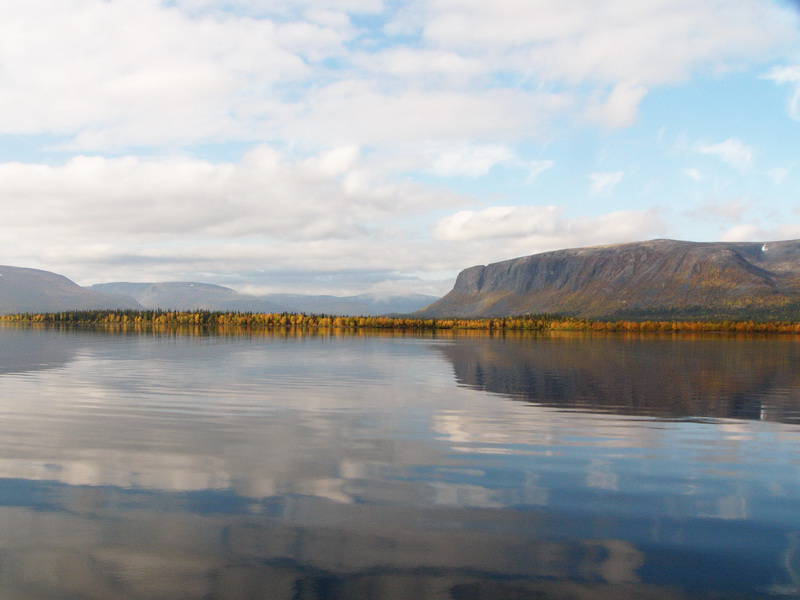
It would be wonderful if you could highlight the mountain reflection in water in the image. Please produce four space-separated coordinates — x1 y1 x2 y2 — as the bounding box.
437 332 800 423
0 325 798 599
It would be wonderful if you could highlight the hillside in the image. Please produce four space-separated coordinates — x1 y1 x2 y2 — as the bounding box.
92 282 438 316
0 266 140 314
419 239 800 319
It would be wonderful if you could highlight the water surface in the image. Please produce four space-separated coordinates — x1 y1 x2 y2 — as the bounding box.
0 325 798 599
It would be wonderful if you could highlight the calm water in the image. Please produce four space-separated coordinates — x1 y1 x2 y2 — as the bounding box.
0 326 799 599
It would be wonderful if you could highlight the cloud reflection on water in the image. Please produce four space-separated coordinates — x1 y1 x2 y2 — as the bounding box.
0 326 797 598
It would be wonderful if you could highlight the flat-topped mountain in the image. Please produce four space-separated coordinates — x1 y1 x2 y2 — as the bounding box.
419 239 800 319
92 282 438 316
0 266 140 314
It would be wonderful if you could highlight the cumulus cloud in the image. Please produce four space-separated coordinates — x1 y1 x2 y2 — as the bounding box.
0 0 794 150
368 142 553 182
407 144 553 179
276 83 569 147
762 65 800 120
174 0 385 17
0 148 464 289
697 138 754 170
351 48 485 84
686 200 748 223
0 0 796 292
684 168 702 181
426 204 665 275
433 205 663 251
0 142 664 292
404 0 794 83
721 223 800 242
434 206 561 241
589 171 625 194
585 82 649 128
0 0 346 149
767 167 790 184
425 144 515 178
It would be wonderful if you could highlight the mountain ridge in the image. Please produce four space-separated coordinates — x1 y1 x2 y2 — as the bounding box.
90 282 438 316
418 238 800 319
0 266 141 314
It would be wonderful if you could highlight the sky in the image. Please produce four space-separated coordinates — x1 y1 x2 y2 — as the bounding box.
1 0 799 296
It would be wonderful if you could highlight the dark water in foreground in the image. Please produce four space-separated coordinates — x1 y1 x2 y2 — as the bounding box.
0 326 799 599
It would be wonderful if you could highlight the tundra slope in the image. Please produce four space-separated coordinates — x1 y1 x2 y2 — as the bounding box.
419 239 800 320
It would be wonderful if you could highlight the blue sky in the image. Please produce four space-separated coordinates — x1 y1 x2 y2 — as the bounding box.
1 0 799 295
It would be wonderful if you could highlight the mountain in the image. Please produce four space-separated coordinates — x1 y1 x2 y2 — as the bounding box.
90 282 283 313
92 282 439 316
0 266 141 314
418 239 800 320
260 293 439 316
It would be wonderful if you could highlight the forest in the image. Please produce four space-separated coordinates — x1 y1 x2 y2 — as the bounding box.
4 310 800 333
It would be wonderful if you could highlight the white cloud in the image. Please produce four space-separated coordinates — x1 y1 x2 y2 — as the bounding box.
412 144 553 179
589 171 625 194
0 0 793 150
0 148 465 289
762 65 800 120
767 167 790 184
526 160 556 182
697 138 754 170
396 0 797 115
310 145 361 176
720 225 762 241
433 205 663 250
275 82 570 147
0 0 796 293
0 147 666 293
721 223 800 242
175 0 385 17
687 200 748 223
426 144 515 178
427 204 665 273
434 206 562 241
351 48 485 83
585 82 649 128
684 168 702 181
0 1 349 149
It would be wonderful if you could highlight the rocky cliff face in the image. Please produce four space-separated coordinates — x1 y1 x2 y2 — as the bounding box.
0 266 140 314
419 239 800 319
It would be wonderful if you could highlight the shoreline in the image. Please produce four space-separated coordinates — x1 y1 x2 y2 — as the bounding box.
4 310 800 334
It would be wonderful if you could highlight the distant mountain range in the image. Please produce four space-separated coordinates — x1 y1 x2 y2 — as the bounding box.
89 282 282 313
0 266 140 313
91 282 438 316
419 239 800 320
8 238 800 320
0 267 438 315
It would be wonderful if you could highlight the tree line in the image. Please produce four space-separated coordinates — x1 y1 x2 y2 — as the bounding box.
4 310 800 333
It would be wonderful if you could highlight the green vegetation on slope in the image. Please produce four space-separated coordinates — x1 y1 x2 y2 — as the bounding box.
420 239 800 319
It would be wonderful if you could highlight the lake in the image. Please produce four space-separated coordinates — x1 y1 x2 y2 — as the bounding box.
0 325 798 599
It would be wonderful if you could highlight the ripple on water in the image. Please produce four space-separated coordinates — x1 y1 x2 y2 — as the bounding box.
0 327 798 598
